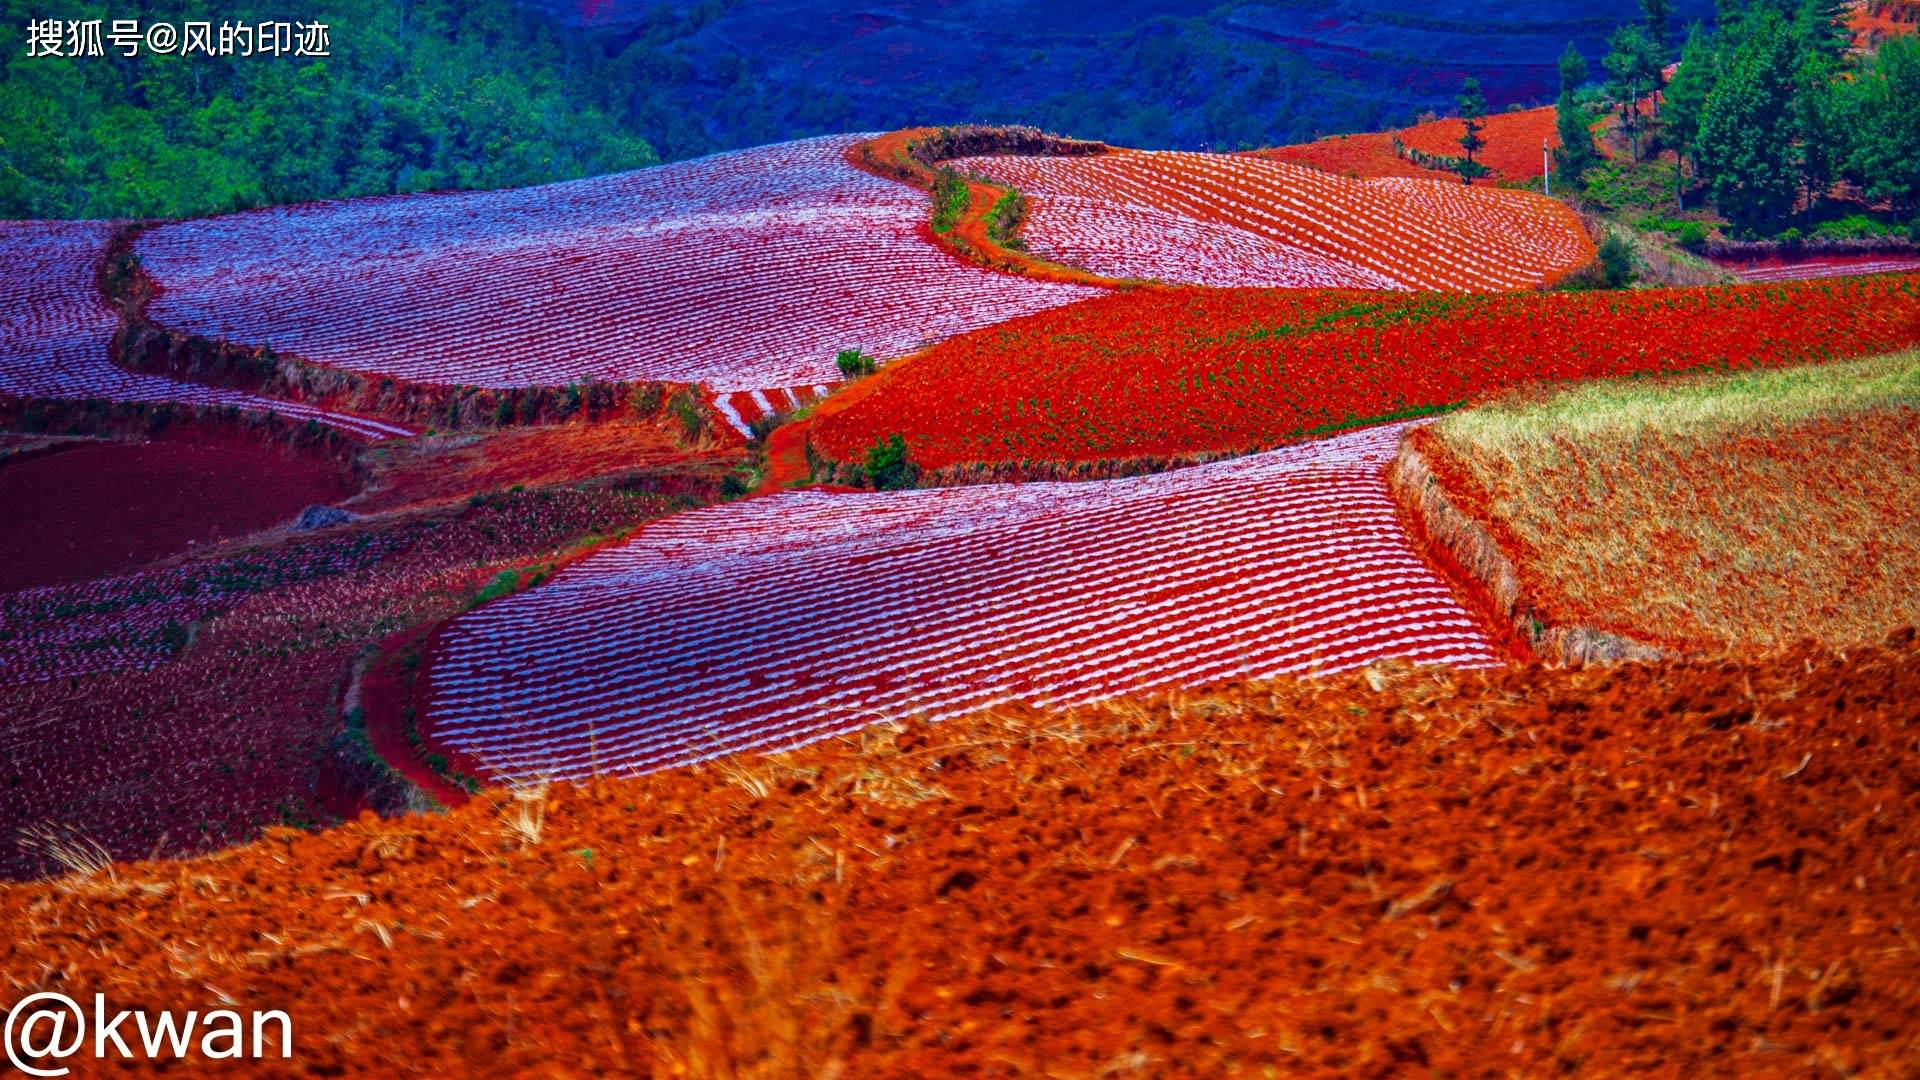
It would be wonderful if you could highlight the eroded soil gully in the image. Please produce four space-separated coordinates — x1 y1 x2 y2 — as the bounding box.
1388 426 1664 665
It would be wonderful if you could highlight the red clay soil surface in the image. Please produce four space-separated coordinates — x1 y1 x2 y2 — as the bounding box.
1396 107 1560 183
4 635 1917 1076
1251 131 1455 181
1410 407 1920 653
0 435 350 592
349 420 730 514
1257 108 1559 184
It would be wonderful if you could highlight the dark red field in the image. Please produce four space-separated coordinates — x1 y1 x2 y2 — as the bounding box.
0 435 351 592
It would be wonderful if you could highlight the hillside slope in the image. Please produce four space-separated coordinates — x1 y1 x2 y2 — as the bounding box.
418 423 1499 782
133 136 1103 437
1407 351 1920 652
520 1 1715 156
5 637 1915 1075
0 222 408 439
954 148 1590 290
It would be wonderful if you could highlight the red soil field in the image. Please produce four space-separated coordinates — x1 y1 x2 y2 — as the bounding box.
1259 106 1561 184
0 435 350 592
809 275 1920 473
1253 130 1453 180
0 483 692 879
348 420 727 515
3 635 1915 1075
1396 106 1560 182
960 148 1589 291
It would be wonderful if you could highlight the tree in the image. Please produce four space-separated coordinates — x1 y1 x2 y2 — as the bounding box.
1455 77 1489 183
1795 0 1853 60
1662 24 1718 208
1696 13 1804 231
1792 50 1846 220
1643 0 1674 54
1664 25 1717 152
1604 25 1663 161
1553 43 1600 182
1842 35 1920 214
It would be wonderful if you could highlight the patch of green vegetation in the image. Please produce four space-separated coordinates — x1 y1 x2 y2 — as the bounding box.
0 0 659 219
667 388 707 442
864 433 918 491
836 348 877 379
930 167 970 234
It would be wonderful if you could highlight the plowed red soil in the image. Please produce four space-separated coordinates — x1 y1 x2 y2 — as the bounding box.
1253 132 1455 181
6 635 1916 1077
349 420 730 514
0 435 350 591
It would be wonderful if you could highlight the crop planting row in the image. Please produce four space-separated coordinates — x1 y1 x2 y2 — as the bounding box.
0 526 413 682
812 275 1920 470
423 423 1501 781
712 382 831 437
1719 255 1920 283
134 136 1104 403
0 221 412 439
950 149 1591 291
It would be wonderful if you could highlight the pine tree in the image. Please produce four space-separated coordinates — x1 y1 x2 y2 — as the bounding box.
1456 77 1489 183
1794 0 1852 60
1554 43 1599 182
1605 25 1661 161
1643 0 1673 54
1663 24 1718 207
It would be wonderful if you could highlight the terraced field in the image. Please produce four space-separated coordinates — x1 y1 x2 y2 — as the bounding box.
424 423 1501 781
0 222 409 439
952 149 1591 290
134 136 1105 436
1717 254 1920 283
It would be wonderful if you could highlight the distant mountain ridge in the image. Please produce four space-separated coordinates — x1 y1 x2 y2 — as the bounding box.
517 0 1715 158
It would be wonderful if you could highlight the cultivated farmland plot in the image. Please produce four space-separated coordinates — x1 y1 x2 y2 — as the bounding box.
1718 254 1920 283
951 150 1593 291
0 527 411 682
0 221 412 439
134 136 1105 437
426 423 1500 781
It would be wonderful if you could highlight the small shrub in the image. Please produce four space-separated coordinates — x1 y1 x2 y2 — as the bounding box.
1597 230 1638 288
864 434 918 491
931 168 969 234
1812 214 1892 241
668 388 707 440
836 348 876 379
631 382 665 418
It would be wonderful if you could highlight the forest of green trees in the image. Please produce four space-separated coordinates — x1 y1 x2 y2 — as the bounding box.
0 0 660 218
1559 0 1920 236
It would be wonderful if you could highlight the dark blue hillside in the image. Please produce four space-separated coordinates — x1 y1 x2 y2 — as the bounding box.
535 0 1713 158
